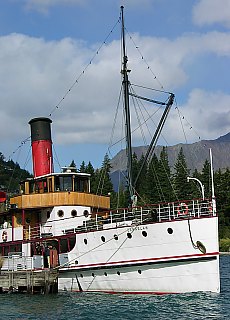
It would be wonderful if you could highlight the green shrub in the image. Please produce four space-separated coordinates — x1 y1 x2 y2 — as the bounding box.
219 238 230 252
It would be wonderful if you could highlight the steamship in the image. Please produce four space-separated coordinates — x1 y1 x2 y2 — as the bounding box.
0 7 220 293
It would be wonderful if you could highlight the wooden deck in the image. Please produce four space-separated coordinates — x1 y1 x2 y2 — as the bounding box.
0 269 58 294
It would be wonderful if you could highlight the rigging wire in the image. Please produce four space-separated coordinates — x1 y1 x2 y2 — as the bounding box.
5 15 121 176
48 17 121 119
126 29 164 90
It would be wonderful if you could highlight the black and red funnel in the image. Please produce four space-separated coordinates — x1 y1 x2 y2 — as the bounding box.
29 117 53 178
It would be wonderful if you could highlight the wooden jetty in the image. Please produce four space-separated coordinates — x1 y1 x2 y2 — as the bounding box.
0 269 58 294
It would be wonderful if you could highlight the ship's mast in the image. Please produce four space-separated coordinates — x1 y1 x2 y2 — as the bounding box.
121 6 133 200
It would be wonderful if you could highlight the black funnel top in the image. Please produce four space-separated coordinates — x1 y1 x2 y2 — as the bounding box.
29 117 52 142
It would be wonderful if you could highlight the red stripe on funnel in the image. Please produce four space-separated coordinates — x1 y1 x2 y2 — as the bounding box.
31 140 53 177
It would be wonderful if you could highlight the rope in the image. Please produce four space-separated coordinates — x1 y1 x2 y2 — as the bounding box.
126 29 164 90
48 18 121 119
56 215 150 271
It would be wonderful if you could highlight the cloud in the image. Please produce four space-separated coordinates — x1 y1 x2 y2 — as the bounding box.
180 89 230 137
0 27 229 166
193 0 230 27
23 0 85 13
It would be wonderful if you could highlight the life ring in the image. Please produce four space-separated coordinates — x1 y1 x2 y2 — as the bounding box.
208 202 213 214
2 230 7 242
177 202 188 216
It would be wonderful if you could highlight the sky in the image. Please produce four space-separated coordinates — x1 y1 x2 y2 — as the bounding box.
0 0 230 173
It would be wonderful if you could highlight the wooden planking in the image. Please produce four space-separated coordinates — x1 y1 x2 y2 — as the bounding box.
10 192 110 210
0 269 58 293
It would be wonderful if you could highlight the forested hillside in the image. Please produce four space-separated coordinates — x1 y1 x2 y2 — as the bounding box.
77 148 230 249
0 152 31 193
0 147 229 250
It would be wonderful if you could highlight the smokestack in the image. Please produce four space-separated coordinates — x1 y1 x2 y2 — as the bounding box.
29 117 53 178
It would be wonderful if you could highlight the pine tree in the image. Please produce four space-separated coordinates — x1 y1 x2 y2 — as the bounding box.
85 161 96 193
79 161 86 172
131 153 148 201
85 161 94 175
173 147 191 200
98 154 114 196
201 159 211 198
115 183 128 209
158 146 173 202
190 168 203 199
69 160 76 168
146 153 160 203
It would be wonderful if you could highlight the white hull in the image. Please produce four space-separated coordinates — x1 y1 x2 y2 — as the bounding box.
58 216 220 293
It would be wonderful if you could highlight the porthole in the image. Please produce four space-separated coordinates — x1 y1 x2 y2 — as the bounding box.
142 231 147 237
17 217 22 225
47 211 51 219
117 271 120 276
127 233 132 239
114 234 118 240
104 272 107 276
138 270 142 274
84 238 88 245
92 273 95 277
80 274 83 278
167 228 173 234
83 210 89 217
75 260 78 264
101 236 105 242
57 210 64 218
71 209 77 217
25 218 31 224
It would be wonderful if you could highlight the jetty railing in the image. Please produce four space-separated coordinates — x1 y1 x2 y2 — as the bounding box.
1 253 36 271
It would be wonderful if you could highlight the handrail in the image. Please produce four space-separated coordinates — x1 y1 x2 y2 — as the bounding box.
24 198 215 239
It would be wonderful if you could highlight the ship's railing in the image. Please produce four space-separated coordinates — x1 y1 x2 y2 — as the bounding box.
23 225 41 240
78 198 215 232
25 198 215 238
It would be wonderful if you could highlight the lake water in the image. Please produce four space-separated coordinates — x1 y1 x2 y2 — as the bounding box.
0 255 229 320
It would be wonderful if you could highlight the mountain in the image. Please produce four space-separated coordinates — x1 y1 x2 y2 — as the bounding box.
110 132 230 190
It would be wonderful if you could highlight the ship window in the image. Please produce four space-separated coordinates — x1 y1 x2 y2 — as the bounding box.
167 228 173 234
71 210 77 217
117 271 120 275
138 270 142 274
55 176 73 192
101 236 105 242
80 274 83 278
29 181 35 193
104 272 107 276
127 233 132 239
58 210 64 218
75 260 78 264
74 177 89 192
26 218 31 224
84 239 88 245
16 216 22 225
92 273 95 277
83 210 89 218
